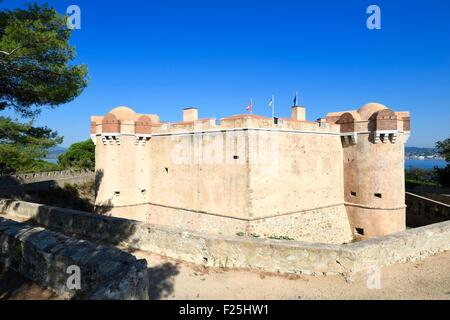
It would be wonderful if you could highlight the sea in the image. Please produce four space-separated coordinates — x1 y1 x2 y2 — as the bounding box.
405 159 447 170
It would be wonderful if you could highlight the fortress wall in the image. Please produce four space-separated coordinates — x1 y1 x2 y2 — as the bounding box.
145 203 248 236
246 131 352 243
105 203 148 221
247 204 352 244
248 132 345 217
146 130 250 219
95 124 353 242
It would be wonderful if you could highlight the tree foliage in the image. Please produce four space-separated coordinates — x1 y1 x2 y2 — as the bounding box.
0 2 88 174
436 138 450 163
405 167 437 185
0 116 62 173
58 139 95 170
0 3 88 117
435 137 450 187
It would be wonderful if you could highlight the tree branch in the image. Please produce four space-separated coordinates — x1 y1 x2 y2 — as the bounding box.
0 47 21 56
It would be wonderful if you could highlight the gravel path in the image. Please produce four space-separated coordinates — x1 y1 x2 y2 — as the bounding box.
136 249 450 300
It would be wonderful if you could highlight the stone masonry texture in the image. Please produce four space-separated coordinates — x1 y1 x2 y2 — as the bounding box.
0 216 148 299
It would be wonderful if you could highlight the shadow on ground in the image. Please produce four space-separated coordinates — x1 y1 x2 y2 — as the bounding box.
0 264 57 300
0 171 181 300
148 262 180 300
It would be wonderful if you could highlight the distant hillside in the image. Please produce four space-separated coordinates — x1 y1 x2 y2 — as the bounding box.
45 146 67 159
405 147 436 153
405 147 442 160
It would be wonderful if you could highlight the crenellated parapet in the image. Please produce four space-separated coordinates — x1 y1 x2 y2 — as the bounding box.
90 103 410 148
326 102 411 146
90 106 160 146
90 105 343 147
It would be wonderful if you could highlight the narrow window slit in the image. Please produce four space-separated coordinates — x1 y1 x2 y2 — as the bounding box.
355 227 364 236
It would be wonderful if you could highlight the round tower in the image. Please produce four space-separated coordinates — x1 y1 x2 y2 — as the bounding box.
92 106 151 220
338 103 410 239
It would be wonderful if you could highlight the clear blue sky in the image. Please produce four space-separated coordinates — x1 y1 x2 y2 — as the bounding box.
1 0 449 147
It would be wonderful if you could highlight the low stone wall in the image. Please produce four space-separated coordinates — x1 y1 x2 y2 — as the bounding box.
1 198 450 276
14 169 94 184
0 216 148 299
0 170 95 192
406 184 450 196
406 192 450 227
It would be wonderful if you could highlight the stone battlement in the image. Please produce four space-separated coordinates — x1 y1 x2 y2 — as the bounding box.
90 106 342 141
91 103 410 146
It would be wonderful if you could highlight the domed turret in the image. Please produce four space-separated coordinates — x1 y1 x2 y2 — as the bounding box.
110 106 137 122
357 102 388 120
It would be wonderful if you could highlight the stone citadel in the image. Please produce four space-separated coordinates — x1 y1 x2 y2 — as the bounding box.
90 102 411 244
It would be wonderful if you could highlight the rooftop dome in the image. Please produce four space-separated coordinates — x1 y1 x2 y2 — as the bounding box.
357 103 388 120
109 106 137 121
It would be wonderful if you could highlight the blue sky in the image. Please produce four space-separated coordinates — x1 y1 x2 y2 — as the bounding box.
1 0 449 147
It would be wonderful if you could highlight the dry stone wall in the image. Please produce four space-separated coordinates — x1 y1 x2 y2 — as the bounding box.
0 216 148 299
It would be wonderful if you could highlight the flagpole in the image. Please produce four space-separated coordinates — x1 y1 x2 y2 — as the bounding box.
272 95 275 119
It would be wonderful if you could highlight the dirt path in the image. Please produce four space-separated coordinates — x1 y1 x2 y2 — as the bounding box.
1 247 449 300
135 249 450 300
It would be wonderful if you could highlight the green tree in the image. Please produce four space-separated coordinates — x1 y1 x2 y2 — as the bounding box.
436 138 450 162
58 139 95 171
435 138 450 187
0 3 88 117
405 167 437 185
0 2 88 173
0 116 62 173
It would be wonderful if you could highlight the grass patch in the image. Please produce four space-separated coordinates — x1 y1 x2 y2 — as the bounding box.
268 235 294 241
406 179 440 188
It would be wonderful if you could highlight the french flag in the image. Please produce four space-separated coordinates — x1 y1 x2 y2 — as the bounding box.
246 98 253 113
